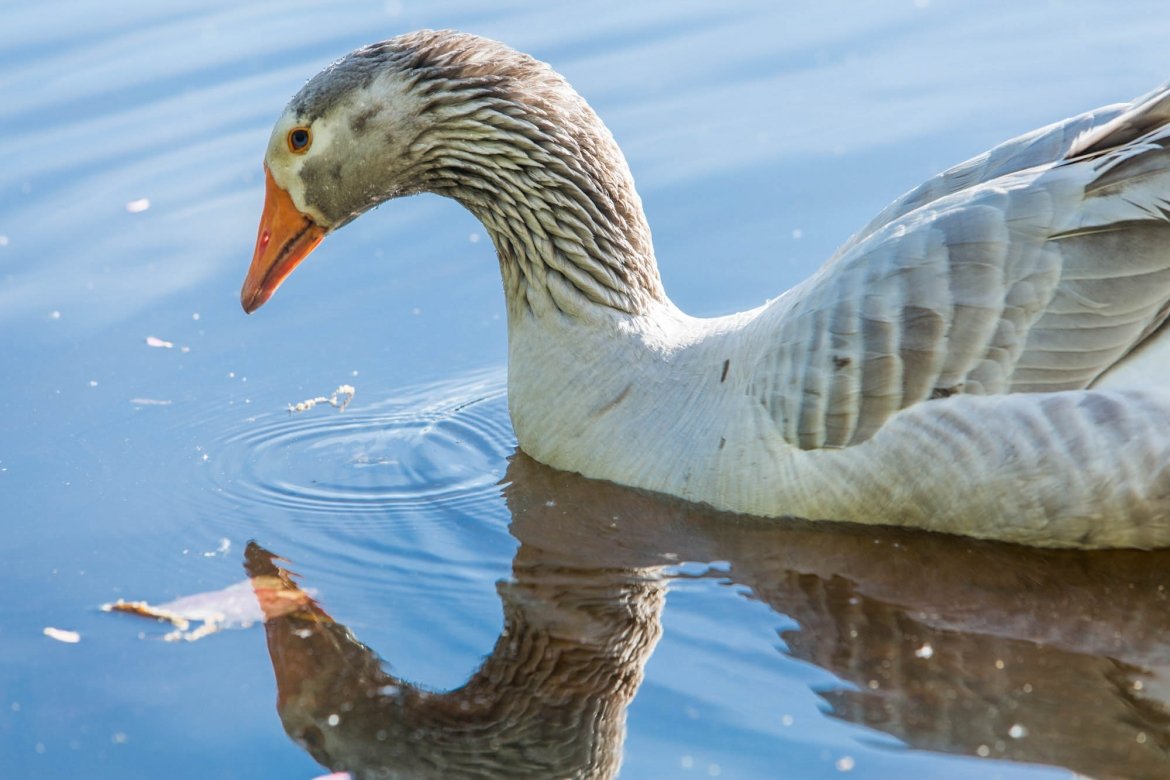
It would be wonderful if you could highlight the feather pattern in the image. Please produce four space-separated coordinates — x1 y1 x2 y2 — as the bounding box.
748 91 1170 448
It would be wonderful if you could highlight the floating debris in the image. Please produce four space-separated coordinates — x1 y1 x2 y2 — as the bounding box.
145 335 173 349
125 198 151 213
102 580 263 642
289 384 355 414
43 627 81 644
103 600 196 635
202 538 231 558
129 398 173 406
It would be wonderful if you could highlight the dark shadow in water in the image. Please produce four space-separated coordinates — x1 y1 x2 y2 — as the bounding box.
245 453 1170 780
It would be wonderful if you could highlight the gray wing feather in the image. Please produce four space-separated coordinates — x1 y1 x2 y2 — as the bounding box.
835 102 1128 259
752 86 1170 450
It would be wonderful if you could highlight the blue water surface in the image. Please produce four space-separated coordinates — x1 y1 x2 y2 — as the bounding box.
4 1 1170 778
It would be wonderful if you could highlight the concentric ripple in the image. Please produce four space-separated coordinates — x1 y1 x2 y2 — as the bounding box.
207 370 515 520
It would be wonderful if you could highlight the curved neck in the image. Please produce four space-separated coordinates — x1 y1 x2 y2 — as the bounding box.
415 95 666 319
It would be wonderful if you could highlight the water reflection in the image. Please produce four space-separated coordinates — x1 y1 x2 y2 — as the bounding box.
248 454 1170 779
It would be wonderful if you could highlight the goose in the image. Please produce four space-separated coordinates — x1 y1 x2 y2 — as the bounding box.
242 30 1170 548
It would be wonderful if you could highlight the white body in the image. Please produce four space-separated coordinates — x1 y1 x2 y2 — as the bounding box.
503 88 1170 548
510 296 1170 547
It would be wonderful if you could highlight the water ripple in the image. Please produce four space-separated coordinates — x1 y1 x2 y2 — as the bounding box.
207 372 514 522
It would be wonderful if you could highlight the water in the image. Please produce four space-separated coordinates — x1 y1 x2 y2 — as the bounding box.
4 1 1170 777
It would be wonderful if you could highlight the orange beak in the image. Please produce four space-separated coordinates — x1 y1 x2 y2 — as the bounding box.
241 168 326 313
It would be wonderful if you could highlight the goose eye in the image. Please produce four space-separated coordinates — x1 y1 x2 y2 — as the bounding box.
287 127 312 153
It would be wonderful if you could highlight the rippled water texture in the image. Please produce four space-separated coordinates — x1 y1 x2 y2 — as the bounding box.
6 1 1170 778
209 373 512 517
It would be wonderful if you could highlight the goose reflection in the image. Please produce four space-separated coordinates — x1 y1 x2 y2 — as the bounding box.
247 454 1170 779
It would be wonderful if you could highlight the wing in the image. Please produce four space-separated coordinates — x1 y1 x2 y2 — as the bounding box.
833 100 1129 258
749 84 1170 450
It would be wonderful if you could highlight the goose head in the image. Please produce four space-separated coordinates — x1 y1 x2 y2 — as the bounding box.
241 29 660 315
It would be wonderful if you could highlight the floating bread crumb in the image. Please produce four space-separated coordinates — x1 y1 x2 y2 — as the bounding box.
43 627 81 644
289 384 355 414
